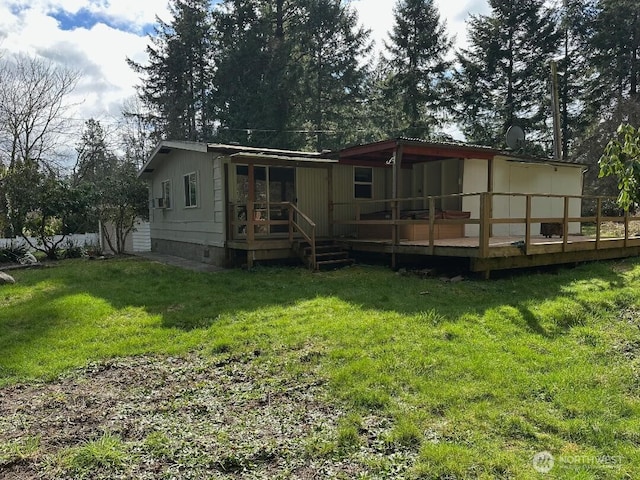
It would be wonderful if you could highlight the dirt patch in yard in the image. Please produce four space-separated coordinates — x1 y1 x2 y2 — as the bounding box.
0 353 413 479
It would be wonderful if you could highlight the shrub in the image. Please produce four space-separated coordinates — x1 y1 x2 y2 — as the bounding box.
0 242 28 263
84 243 103 257
62 239 86 259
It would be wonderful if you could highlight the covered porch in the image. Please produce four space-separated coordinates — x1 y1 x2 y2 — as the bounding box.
225 152 338 269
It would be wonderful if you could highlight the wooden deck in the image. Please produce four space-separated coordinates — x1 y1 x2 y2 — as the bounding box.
345 234 640 252
341 234 640 276
227 193 640 275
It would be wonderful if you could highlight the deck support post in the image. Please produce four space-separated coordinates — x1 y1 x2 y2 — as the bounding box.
563 196 569 252
487 158 494 237
391 142 403 270
391 199 398 270
429 196 436 255
525 195 532 255
288 206 294 244
247 164 255 245
625 208 630 248
479 192 491 258
328 166 334 238
596 197 602 250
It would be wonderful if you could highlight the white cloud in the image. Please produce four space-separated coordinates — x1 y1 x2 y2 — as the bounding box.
352 0 395 54
5 0 170 32
0 2 158 130
353 0 489 56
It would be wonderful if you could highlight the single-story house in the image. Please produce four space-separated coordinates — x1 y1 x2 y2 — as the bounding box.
138 138 586 269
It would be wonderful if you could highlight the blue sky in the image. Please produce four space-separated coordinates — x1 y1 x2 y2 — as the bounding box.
0 0 489 139
49 7 154 35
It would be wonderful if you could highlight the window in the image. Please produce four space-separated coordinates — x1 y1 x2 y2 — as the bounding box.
161 180 171 208
184 172 198 207
354 167 373 199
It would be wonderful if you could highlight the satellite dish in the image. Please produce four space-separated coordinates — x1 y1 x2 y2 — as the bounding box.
506 125 525 150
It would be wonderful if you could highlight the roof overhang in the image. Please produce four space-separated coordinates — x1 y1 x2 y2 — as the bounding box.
338 138 498 166
138 141 210 179
138 140 334 179
497 154 588 168
338 138 587 169
230 152 337 168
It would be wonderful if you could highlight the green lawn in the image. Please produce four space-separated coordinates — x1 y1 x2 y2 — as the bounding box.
1 257 639 478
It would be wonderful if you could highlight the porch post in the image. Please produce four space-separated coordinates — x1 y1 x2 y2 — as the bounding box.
479 192 491 258
328 165 334 238
247 163 255 245
487 157 494 237
525 195 532 254
391 142 404 269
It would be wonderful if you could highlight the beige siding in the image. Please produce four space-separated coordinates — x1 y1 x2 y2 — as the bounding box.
213 155 226 225
411 164 425 209
149 150 224 248
297 167 330 236
332 164 390 236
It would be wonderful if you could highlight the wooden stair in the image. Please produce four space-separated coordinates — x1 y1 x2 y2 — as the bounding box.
297 240 355 270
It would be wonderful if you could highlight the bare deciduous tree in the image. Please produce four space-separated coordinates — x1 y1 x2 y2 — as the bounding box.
119 96 157 169
0 54 80 170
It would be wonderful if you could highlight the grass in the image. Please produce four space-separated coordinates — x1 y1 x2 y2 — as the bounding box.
1 257 640 478
52 432 128 478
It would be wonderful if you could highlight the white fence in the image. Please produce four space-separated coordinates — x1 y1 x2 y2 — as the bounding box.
0 233 99 250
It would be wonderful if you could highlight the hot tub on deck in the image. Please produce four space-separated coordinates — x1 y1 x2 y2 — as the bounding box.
357 210 470 241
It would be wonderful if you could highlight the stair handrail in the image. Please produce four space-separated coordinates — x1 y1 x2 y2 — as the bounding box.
286 202 317 270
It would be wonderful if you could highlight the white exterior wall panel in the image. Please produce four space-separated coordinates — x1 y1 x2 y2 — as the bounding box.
462 159 489 236
490 158 583 236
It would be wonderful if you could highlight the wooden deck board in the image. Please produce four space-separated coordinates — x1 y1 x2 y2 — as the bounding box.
341 234 640 249
227 234 640 272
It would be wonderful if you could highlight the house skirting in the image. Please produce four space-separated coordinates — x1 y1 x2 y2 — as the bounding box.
152 238 227 267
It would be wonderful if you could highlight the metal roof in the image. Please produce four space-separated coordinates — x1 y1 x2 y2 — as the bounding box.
138 140 333 178
338 137 586 167
138 138 586 180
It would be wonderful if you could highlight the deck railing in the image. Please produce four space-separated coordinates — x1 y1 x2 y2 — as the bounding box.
228 201 317 268
331 192 636 260
287 203 317 270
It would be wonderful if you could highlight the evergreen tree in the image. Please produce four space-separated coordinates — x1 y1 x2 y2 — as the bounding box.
571 0 640 194
73 119 118 187
128 0 214 141
214 0 304 148
295 0 371 151
455 0 561 152
556 0 596 158
586 0 640 124
359 55 400 142
384 0 452 138
214 0 371 151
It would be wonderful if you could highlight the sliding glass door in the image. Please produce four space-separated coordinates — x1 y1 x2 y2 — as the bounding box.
235 165 296 236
